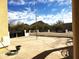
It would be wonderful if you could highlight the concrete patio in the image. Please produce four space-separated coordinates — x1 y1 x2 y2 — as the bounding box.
0 36 72 59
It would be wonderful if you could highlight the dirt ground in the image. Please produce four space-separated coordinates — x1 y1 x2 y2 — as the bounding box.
0 36 71 59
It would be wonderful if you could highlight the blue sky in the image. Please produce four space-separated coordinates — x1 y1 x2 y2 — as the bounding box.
8 0 72 25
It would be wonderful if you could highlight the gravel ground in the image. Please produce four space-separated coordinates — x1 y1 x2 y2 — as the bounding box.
0 36 71 59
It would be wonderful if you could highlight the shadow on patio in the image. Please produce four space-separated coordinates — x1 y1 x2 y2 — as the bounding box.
32 46 73 59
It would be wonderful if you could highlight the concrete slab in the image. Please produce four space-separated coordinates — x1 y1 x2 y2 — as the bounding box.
0 36 71 59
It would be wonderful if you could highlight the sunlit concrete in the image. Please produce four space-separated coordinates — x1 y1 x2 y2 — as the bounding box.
0 36 70 59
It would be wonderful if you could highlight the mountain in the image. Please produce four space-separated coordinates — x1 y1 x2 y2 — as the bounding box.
30 21 50 32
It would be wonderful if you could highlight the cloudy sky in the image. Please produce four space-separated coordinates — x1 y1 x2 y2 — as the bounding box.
8 0 72 25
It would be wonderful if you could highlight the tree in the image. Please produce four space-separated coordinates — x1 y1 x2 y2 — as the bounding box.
9 22 30 32
51 20 65 32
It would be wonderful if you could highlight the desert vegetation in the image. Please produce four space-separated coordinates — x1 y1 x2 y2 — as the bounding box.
9 20 72 33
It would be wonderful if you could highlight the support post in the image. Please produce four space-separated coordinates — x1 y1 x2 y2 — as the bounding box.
0 0 10 48
24 30 29 37
48 29 50 33
65 29 68 33
29 30 31 35
72 0 79 59
37 30 39 33
24 30 26 36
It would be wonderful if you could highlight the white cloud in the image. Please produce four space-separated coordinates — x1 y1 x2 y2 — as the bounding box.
9 0 25 5
36 9 72 24
36 0 72 4
8 10 36 25
9 0 72 6
57 0 72 5
48 0 55 2
8 8 72 25
51 9 72 24
37 0 48 3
